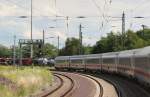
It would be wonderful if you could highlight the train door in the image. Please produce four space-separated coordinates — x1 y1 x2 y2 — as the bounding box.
83 57 86 71
131 51 136 76
115 53 119 73
99 55 102 71
68 57 71 69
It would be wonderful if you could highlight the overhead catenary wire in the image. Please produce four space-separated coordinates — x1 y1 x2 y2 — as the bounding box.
90 0 105 37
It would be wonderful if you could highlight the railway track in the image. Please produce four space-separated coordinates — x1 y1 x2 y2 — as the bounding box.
41 73 75 97
54 73 75 97
38 71 118 97
53 72 105 97
46 69 149 97
91 73 150 97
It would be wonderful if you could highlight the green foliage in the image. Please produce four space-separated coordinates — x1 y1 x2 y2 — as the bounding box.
18 43 57 58
92 32 119 53
125 30 146 49
83 45 92 54
136 29 150 45
1 29 150 57
43 43 58 58
59 38 92 56
59 29 150 55
92 30 148 53
59 38 80 55
0 66 52 97
0 45 12 57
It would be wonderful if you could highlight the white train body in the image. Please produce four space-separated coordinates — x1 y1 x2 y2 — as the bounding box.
55 46 150 86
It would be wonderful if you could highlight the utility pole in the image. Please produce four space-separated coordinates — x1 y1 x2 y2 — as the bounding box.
141 25 146 36
30 0 33 59
19 40 22 66
122 11 125 49
79 24 83 55
66 16 69 34
43 30 45 45
13 35 16 66
57 36 59 55
42 30 45 57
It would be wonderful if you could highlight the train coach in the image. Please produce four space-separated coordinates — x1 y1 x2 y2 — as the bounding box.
0 58 32 65
55 46 150 87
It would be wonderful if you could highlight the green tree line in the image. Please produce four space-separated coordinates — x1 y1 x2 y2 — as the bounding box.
0 43 58 58
0 29 150 57
59 29 150 55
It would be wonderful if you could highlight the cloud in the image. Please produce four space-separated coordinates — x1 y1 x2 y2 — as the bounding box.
0 20 17 27
0 1 28 16
0 0 150 47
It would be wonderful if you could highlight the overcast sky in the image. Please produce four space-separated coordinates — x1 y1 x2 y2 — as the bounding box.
0 0 150 48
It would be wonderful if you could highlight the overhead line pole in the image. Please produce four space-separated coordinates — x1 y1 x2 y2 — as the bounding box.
13 35 16 66
79 24 83 55
122 11 125 49
141 25 146 36
57 36 59 55
43 30 45 57
31 0 33 59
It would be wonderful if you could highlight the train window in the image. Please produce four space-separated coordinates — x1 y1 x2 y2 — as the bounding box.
119 57 131 66
103 58 115 64
134 56 149 71
56 60 67 65
71 59 83 64
85 58 99 64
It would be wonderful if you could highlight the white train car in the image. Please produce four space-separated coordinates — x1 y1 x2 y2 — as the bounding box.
134 46 150 85
70 55 85 70
117 49 140 77
102 52 118 72
55 46 150 86
84 54 102 70
55 56 70 69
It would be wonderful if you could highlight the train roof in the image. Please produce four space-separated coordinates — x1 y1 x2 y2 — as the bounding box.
83 54 102 59
55 56 70 60
55 46 150 59
134 46 150 56
69 55 84 60
118 48 140 57
102 52 118 58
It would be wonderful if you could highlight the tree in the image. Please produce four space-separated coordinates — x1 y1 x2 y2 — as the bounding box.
92 32 118 53
59 38 80 56
0 45 12 57
19 43 57 58
125 30 146 49
136 29 150 45
83 45 92 55
92 30 147 54
43 43 57 58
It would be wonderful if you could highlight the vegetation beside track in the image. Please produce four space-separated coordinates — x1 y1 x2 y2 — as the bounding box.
0 66 53 97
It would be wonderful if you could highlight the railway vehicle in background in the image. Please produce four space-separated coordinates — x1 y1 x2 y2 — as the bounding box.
0 58 32 65
0 58 7 65
33 58 55 66
21 58 32 65
55 46 150 87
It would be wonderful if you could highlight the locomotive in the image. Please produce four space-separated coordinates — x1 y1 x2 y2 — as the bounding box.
55 46 150 87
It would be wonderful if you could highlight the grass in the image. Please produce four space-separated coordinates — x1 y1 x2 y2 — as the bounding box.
0 66 53 97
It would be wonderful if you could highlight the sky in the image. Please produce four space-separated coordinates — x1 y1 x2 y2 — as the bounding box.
0 0 150 48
